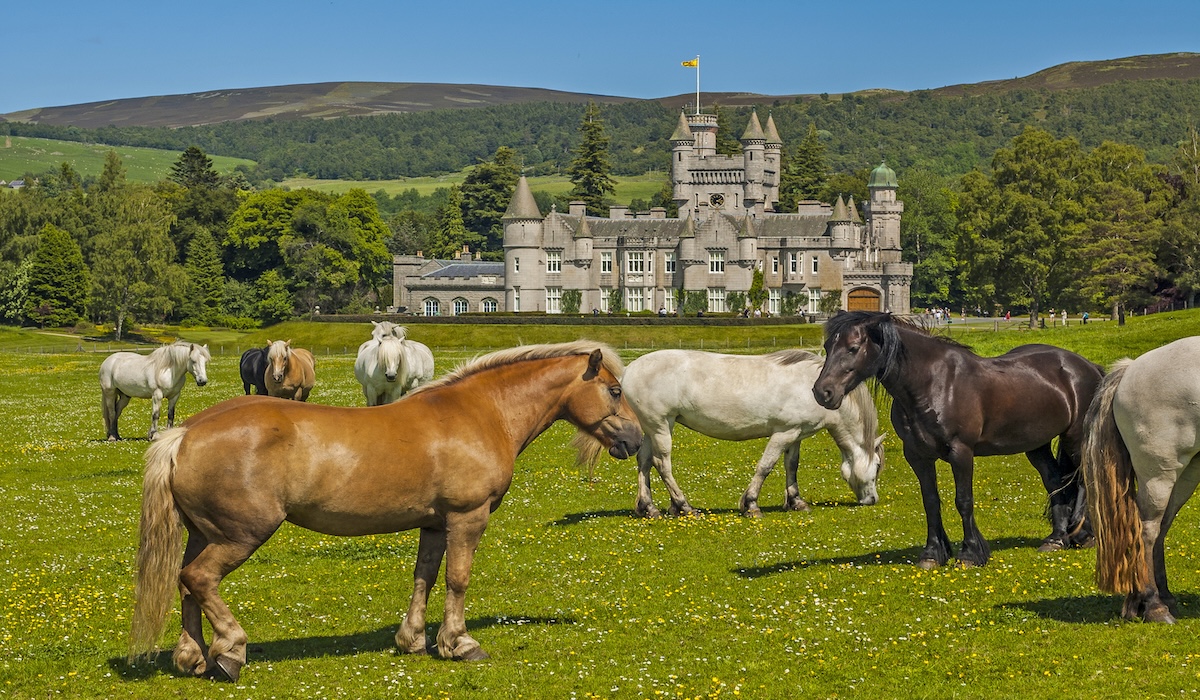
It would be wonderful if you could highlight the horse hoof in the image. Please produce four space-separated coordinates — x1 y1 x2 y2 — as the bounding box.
743 506 763 519
1037 539 1065 553
916 558 940 570
786 500 812 513
1072 534 1096 549
107 435 118 442
668 504 694 517
638 507 663 519
209 655 243 683
1144 605 1177 624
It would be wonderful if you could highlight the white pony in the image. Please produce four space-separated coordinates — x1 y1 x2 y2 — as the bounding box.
1085 336 1200 623
99 341 211 441
622 349 885 518
354 322 435 405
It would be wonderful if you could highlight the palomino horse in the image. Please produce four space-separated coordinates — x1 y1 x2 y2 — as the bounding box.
264 340 315 401
354 322 435 405
621 349 884 518
238 346 268 395
99 342 210 441
1084 336 1200 623
128 341 642 681
813 311 1102 568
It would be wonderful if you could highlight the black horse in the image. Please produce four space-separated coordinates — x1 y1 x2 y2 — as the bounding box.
239 346 270 395
812 311 1102 569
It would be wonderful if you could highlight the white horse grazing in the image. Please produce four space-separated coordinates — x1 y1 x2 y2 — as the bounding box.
1085 336 1200 624
99 341 211 441
354 322 435 405
622 349 885 518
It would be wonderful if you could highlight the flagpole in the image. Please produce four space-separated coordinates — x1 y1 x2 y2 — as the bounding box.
695 55 701 115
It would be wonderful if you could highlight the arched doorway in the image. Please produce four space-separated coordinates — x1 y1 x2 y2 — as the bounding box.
847 288 881 312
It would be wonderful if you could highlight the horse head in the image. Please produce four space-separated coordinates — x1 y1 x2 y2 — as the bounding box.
267 340 292 383
379 336 402 383
188 343 211 387
813 311 895 410
566 349 642 466
843 433 886 506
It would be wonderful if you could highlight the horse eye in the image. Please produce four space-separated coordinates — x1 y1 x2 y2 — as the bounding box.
609 386 622 398
848 345 860 355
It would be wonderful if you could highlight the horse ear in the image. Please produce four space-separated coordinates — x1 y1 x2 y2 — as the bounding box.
586 349 603 377
875 433 887 450
286 339 292 346
372 321 380 328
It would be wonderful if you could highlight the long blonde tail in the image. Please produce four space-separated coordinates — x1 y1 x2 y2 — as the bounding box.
128 427 188 660
1082 361 1148 594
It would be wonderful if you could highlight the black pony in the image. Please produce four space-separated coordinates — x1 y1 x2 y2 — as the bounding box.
239 346 270 395
812 311 1102 568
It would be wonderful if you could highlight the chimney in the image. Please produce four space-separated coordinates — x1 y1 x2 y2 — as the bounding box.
569 201 587 217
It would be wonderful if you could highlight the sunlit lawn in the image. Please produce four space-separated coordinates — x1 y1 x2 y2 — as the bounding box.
1 315 1198 698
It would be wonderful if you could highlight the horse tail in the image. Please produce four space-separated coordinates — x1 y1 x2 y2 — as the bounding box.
1083 360 1148 595
128 427 188 661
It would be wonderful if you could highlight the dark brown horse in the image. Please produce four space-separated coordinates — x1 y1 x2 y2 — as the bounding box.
812 311 1102 569
238 346 268 395
129 342 642 682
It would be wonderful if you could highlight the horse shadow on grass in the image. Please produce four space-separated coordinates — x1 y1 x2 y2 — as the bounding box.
1000 592 1200 624
732 536 1044 579
548 501 866 527
109 615 577 678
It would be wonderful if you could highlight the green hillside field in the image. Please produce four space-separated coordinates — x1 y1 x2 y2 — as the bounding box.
0 136 255 183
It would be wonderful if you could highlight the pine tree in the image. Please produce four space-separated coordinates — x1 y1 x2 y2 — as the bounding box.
182 228 225 323
25 224 89 327
169 146 221 189
567 102 617 217
96 151 127 193
429 185 482 259
780 124 828 211
461 146 521 256
714 105 742 156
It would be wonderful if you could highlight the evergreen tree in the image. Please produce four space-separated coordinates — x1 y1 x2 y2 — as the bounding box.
748 269 767 312
461 146 521 256
428 185 482 259
779 124 828 211
182 228 225 323
96 150 127 193
714 105 742 156
568 102 617 216
25 224 89 327
169 146 222 189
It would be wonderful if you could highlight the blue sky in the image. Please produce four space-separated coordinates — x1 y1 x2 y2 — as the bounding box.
3 0 1198 115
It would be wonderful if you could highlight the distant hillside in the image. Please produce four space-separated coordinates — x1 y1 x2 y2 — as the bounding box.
3 53 1198 129
0 136 254 183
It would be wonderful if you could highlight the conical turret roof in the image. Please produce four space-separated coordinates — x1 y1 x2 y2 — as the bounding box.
740 111 765 142
737 213 758 239
847 195 862 223
670 110 694 142
831 195 850 222
764 114 783 145
502 175 542 220
573 213 592 239
678 210 696 238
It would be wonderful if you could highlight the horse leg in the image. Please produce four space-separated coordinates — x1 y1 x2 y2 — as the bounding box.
397 527 447 654
740 433 793 517
1025 443 1073 552
180 532 276 682
947 445 990 567
1143 466 1200 622
101 388 117 440
174 524 210 676
781 442 810 512
906 446 953 569
166 391 181 430
435 505 491 661
634 437 662 518
113 393 132 441
149 389 164 440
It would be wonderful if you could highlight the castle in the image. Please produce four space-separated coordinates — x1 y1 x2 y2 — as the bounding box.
393 110 912 317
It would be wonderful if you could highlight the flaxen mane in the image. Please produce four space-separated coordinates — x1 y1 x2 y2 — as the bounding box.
411 340 625 395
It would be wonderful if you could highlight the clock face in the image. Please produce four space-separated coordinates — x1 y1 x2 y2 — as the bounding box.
709 193 725 208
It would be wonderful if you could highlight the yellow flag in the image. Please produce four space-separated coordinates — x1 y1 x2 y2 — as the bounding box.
681 59 698 68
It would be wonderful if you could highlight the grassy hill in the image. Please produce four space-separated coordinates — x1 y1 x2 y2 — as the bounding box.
0 135 255 182
281 171 666 203
4 54 1198 129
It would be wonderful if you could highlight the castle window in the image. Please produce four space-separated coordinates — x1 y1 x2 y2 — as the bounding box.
625 287 646 312
663 291 676 313
481 298 498 313
709 251 725 274
453 298 469 316
423 298 440 317
812 256 819 274
769 288 781 315
600 286 611 312
547 251 561 274
790 253 797 275
808 288 822 315
514 257 520 273
707 287 726 313
664 252 676 273
546 287 562 314
627 251 645 274
601 251 612 274
772 256 779 274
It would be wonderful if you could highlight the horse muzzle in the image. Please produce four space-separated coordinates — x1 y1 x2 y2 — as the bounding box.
195 379 208 387
812 382 844 410
606 422 642 460
386 374 397 382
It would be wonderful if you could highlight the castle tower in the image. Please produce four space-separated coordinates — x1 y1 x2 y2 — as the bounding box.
763 114 783 212
502 175 544 312
864 162 903 264
830 195 853 247
670 110 696 211
687 112 718 157
740 110 766 214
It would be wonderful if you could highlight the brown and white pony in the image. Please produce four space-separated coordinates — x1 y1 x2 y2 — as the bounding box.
128 341 642 682
263 339 315 401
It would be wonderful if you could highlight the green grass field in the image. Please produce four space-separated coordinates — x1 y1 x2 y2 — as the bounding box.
0 136 255 183
282 172 667 207
1 314 1198 698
